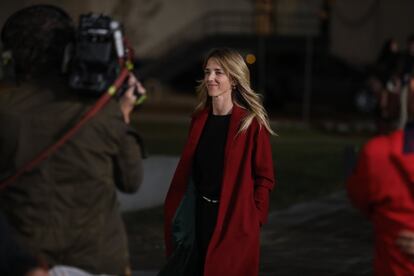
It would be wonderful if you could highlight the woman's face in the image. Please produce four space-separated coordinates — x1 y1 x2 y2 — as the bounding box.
204 58 233 98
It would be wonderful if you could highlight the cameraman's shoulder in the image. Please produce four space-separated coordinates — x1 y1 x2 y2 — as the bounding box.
89 98 125 126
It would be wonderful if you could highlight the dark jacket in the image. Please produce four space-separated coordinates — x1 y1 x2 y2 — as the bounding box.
0 212 39 276
163 105 275 276
0 79 143 275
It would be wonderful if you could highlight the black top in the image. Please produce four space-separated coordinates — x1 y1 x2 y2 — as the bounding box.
193 113 231 199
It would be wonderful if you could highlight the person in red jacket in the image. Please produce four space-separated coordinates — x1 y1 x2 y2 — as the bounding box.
347 74 414 275
160 48 275 276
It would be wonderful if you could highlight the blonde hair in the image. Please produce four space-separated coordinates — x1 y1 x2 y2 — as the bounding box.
194 48 275 135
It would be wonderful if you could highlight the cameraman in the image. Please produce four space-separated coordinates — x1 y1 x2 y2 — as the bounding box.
0 5 145 275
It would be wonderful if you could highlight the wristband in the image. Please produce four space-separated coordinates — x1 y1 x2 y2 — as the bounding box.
134 94 147 106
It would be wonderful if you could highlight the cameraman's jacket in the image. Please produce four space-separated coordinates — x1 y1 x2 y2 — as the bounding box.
0 79 143 274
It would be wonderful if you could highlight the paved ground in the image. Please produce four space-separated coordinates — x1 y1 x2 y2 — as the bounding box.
259 191 372 276
118 156 178 212
127 190 373 276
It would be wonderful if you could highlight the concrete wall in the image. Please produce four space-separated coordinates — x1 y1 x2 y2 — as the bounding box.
331 0 414 65
2 0 412 65
137 0 252 57
0 0 252 58
275 0 322 36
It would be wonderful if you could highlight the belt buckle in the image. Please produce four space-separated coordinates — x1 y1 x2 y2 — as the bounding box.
201 195 219 203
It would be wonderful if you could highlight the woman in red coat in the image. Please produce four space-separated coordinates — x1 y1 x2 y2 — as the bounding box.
347 75 414 275
160 48 275 276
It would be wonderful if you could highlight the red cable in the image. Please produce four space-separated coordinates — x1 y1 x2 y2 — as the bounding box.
0 67 130 190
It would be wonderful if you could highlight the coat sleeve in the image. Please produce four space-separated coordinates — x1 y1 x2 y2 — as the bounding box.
253 125 275 225
113 125 144 194
164 117 196 256
346 142 376 217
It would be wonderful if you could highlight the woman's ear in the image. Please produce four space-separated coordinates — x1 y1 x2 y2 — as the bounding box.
231 78 237 88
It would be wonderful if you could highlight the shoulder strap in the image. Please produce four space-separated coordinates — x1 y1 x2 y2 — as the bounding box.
0 68 130 190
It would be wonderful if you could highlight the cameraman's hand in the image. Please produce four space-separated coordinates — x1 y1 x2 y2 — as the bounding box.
120 73 146 124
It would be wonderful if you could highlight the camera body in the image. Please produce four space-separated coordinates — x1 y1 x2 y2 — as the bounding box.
66 13 124 94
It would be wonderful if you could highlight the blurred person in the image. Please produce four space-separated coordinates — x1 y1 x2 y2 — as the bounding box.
0 5 145 275
375 38 401 87
0 212 48 276
394 74 414 261
347 72 414 275
366 76 397 134
394 35 414 130
368 38 402 134
402 34 414 76
161 48 275 276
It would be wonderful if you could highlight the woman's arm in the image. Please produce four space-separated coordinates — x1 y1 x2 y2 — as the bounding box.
253 126 275 225
113 73 146 193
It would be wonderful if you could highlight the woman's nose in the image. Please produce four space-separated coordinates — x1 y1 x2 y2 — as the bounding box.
206 72 215 81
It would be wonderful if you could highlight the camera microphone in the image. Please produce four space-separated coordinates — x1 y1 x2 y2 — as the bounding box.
111 20 124 59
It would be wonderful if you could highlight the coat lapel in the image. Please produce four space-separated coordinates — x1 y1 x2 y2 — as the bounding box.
215 105 247 229
169 108 209 208
183 108 209 160
223 105 244 163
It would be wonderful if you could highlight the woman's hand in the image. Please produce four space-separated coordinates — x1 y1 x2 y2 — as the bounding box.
119 73 146 124
396 230 414 262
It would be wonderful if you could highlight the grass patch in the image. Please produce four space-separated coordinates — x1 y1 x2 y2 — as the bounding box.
133 117 369 209
136 120 190 155
270 129 367 209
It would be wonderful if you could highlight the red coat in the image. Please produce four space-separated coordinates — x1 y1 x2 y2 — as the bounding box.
163 105 275 276
347 130 414 275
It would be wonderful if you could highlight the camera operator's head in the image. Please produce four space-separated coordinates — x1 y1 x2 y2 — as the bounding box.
1 5 75 81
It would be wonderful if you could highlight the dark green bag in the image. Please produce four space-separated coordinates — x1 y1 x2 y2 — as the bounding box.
158 181 197 276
